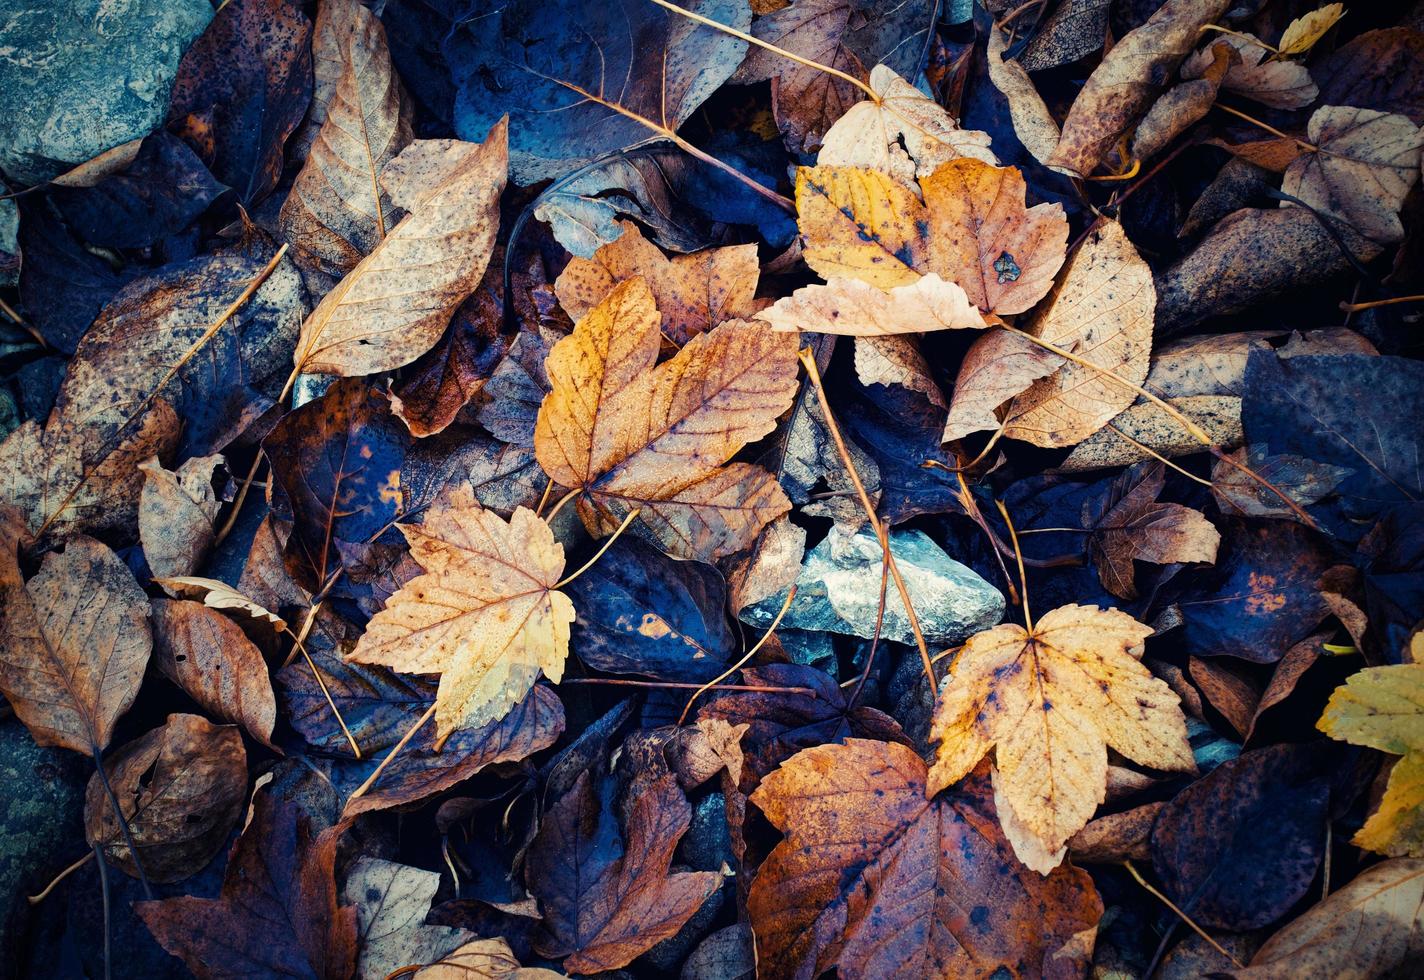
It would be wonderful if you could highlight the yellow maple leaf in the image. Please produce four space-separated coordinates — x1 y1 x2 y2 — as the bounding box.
347 485 574 738
1278 3 1345 56
796 157 1068 314
1319 663 1424 857
534 276 800 561
928 603 1195 870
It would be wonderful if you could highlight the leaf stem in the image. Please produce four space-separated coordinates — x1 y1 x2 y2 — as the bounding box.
94 841 111 980
797 348 936 688
1123 859 1244 969
293 636 362 758
1214 102 1318 152
347 701 436 805
1339 293 1424 312
90 746 154 901
678 585 797 725
563 678 818 697
544 486 581 525
554 508 641 588
28 850 95 905
1199 23 1278 55
994 501 1032 631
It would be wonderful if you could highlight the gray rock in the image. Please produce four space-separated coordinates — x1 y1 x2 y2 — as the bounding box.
743 525 1005 646
0 719 88 955
0 196 17 286
776 629 838 679
681 792 732 872
0 0 213 185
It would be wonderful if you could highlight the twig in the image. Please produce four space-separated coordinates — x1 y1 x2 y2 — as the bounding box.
848 558 892 708
798 348 936 687
1105 423 1215 487
348 702 436 804
1124 859 1244 969
1214 103 1317 152
994 501 1033 631
554 508 641 588
90 746 154 901
94 842 111 980
28 851 95 905
679 585 798 725
213 452 265 547
1340 293 1424 312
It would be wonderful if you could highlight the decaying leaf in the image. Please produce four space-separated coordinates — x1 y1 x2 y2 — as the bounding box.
985 24 1061 166
1003 220 1155 448
0 529 151 754
294 120 509 375
942 329 1064 443
928 604 1195 868
534 277 799 561
347 485 573 739
85 713 247 882
138 453 223 580
756 274 986 336
1133 42 1234 162
749 740 1102 978
797 158 1068 314
345 858 472 980
415 938 564 979
1085 462 1221 599
1278 4 1345 56
1183 35 1318 110
154 575 287 632
1319 664 1424 857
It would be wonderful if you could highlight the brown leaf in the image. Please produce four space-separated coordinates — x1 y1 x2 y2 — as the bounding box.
151 599 279 749
756 273 985 335
1059 395 1242 471
1189 655 1259 740
1047 0 1231 176
1282 105 1424 244
294 120 508 375
725 517 807 615
796 158 1068 314
1003 220 1155 447
748 740 1102 979
928 604 1195 867
279 0 413 277
528 767 722 973
1227 859 1424 978
1315 28 1424 124
138 454 223 580
555 221 762 344
1246 632 1329 741
1212 445 1351 521
347 486 573 738
818 65 996 183
1132 43 1233 162
1068 801 1163 864
155 575 288 633
985 24 1061 166
942 328 1064 442
853 335 948 409
1086 462 1221 599
414 937 563 979
136 780 358 980
1183 35 1317 110
85 713 247 883
533 277 799 561
0 530 151 754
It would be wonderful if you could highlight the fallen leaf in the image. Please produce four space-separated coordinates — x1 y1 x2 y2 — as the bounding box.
1003 220 1155 448
942 329 1064 442
279 0 413 276
533 277 799 561
749 740 1102 978
345 857 472 980
151 599 279 749
853 334 949 410
0 531 151 754
1069 801 1163 864
1277 4 1345 56
527 768 721 973
447 0 749 182
1085 462 1221 599
985 23 1061 166
797 158 1068 314
1226 858 1424 978
1318 664 1424 857
138 454 223 580
415 937 564 979
137 778 358 980
1047 0 1231 176
1183 35 1318 109
294 121 508 375
1314 27 1424 124
927 603 1195 866
85 713 247 882
1150 743 1333 930
555 221 762 344
818 64 996 183
154 575 287 633
760 274 986 338
1189 655 1259 739
347 486 573 738
725 518 807 614
1282 105 1423 243
1133 43 1234 162
166 0 313 205
1211 445 1351 521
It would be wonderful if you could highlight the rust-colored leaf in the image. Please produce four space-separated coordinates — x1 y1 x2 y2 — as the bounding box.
1085 462 1221 599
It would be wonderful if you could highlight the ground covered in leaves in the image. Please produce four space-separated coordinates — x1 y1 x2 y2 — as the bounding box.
1 0 1423 977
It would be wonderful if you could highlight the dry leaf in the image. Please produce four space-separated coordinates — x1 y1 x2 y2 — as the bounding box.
138 454 223 580
1277 4 1346 57
928 604 1195 868
1318 664 1424 857
0 530 151 754
1133 43 1234 162
151 598 279 749
818 64 996 183
1183 35 1318 109
986 23 1061 166
347 486 573 738
415 938 563 979
749 740 1103 978
755 274 985 335
1282 105 1424 244
85 713 247 882
294 119 508 375
344 858 472 980
725 518 807 614
154 575 288 632
554 221 761 344
942 329 1063 443
279 0 413 276
1048 0 1232 176
853 335 949 409
533 277 799 561
1003 220 1155 448
797 158 1068 314
1228 859 1424 978
1086 462 1221 599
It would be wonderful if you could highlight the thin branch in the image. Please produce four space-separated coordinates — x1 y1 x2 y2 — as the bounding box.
678 585 798 725
1340 293 1424 312
554 508 641 588
348 702 436 804
994 501 1033 632
28 851 95 905
563 678 818 697
90 746 154 901
1124 859 1244 969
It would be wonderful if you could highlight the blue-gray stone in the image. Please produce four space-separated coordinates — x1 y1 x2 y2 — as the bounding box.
777 629 838 679
743 525 1005 646
0 0 213 185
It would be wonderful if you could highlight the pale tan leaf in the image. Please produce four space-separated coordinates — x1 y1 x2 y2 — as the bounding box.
853 335 948 409
153 575 288 632
138 454 223 579
942 329 1063 443
415 937 564 979
279 0 413 276
928 604 1195 865
1183 35 1317 109
295 119 508 375
1003 220 1155 448
348 486 574 738
554 221 761 344
344 858 473 980
1058 395 1242 471
986 24 1061 166
755 274 985 336
725 518 807 615
1282 105 1424 244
